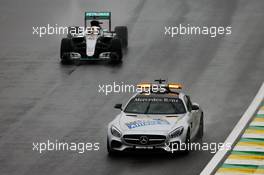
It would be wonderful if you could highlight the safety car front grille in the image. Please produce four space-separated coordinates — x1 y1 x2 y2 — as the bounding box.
123 134 166 145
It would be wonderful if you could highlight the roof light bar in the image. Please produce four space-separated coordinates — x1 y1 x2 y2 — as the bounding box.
137 82 183 91
168 83 183 89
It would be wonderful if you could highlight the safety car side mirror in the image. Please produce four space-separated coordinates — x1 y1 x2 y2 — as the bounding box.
191 103 200 111
114 103 122 110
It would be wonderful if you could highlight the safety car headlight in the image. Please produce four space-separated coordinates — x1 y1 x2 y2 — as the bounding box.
169 127 184 138
111 125 122 138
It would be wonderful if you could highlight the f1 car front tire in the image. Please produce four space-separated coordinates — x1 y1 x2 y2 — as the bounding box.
114 26 128 49
110 38 122 63
60 38 72 64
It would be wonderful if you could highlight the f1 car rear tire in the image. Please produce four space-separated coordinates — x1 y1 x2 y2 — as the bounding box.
197 113 204 138
60 38 72 64
114 26 128 48
110 38 122 63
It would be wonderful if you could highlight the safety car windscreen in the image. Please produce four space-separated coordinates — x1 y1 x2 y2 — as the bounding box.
124 97 186 114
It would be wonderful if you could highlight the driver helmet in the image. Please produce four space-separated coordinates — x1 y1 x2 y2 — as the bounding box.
90 20 101 27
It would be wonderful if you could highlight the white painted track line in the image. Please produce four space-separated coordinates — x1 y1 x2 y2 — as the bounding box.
200 83 264 175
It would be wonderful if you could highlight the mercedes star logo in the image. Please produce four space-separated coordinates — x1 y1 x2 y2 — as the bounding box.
139 136 148 145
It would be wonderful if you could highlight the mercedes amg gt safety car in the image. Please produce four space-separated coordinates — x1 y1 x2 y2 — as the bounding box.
60 12 128 64
107 80 204 155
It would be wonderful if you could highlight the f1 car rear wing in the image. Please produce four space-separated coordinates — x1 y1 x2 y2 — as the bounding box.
84 12 111 31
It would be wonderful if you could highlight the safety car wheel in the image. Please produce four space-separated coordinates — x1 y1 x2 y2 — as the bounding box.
182 129 191 154
107 137 117 156
197 112 204 138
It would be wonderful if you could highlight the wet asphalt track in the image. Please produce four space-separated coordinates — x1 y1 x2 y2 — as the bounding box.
0 0 264 175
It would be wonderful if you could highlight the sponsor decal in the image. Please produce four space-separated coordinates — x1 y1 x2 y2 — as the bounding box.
126 119 170 129
85 12 110 17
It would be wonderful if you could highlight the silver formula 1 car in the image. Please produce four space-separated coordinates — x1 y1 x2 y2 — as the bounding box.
60 12 128 64
107 80 204 155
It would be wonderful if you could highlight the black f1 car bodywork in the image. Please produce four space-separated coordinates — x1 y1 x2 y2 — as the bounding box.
60 12 128 64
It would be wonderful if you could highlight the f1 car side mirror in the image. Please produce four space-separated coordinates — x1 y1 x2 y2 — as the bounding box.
114 103 122 110
191 103 200 111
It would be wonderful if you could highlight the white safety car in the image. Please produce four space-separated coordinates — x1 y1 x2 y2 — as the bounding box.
107 80 204 155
